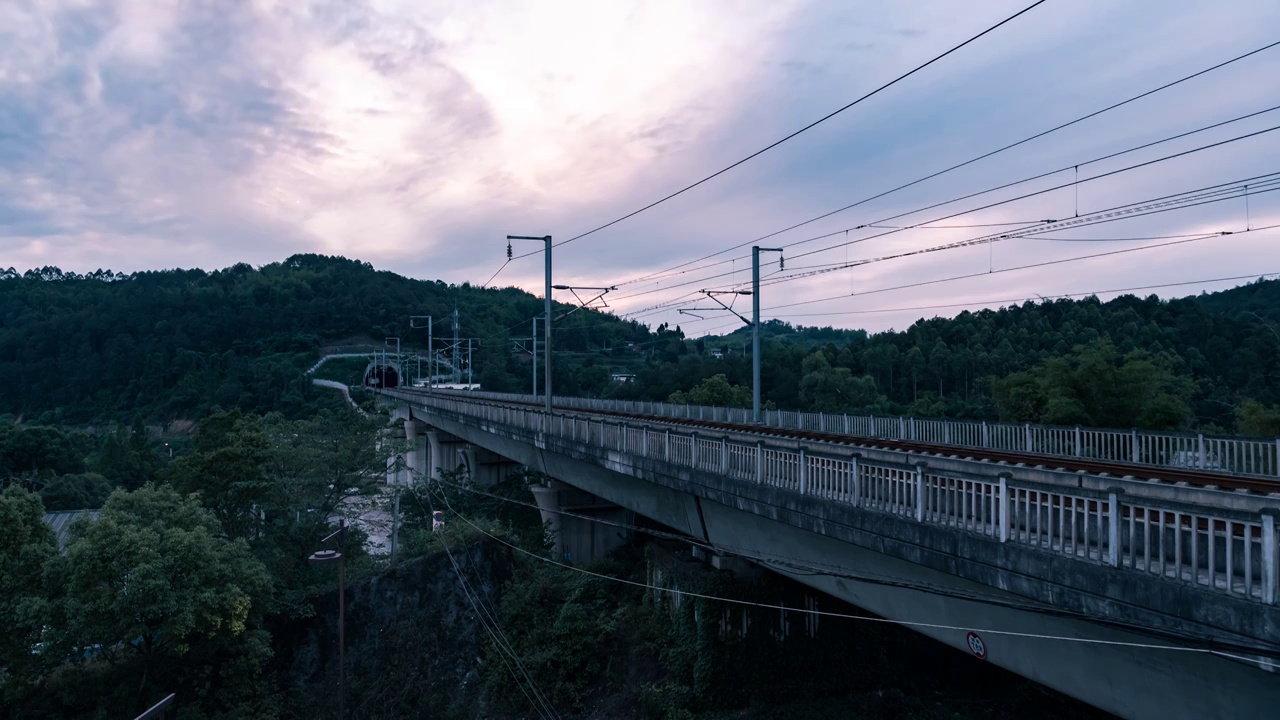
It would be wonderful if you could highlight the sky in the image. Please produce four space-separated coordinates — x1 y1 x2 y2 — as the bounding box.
3 0 1280 336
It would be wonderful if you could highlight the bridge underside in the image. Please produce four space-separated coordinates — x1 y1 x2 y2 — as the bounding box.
407 406 1280 719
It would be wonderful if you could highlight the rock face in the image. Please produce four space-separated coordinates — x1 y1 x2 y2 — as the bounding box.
272 539 514 720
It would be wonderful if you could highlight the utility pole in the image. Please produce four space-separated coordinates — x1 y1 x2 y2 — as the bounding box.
531 317 539 399
467 338 473 387
507 235 553 413
411 316 432 389
753 246 784 423
451 306 460 385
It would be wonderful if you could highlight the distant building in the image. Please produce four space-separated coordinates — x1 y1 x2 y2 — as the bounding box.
611 373 636 383
708 348 724 359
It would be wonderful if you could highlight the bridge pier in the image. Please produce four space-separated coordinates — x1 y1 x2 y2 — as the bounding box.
423 429 472 480
402 419 427 483
460 445 521 487
530 480 632 564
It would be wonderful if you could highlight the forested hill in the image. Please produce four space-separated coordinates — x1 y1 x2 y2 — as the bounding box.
0 255 650 423
4 255 1280 433
682 278 1280 434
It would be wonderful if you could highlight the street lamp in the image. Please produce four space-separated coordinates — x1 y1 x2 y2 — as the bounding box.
507 234 553 413
309 520 347 719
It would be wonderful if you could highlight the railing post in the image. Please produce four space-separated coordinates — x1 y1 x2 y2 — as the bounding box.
1107 487 1124 567
913 461 926 522
899 416 904 439
756 442 764 484
643 427 649 456
620 422 627 451
798 447 807 494
1074 426 1081 457
1198 433 1206 469
843 414 850 434
910 417 916 441
998 472 1010 543
691 432 699 468
1263 509 1277 605
981 421 989 448
1024 423 1032 452
849 453 861 506
665 429 671 462
721 436 728 473
1131 429 1139 463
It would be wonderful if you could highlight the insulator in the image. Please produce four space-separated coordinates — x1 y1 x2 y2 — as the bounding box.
506 242 512 259
779 256 785 271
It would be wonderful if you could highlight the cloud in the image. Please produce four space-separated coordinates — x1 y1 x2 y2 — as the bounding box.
2 0 1279 336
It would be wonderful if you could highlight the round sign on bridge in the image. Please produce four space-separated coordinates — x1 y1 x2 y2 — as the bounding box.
966 631 987 660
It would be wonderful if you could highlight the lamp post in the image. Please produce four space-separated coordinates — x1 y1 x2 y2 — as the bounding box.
507 235 553 413
309 520 347 719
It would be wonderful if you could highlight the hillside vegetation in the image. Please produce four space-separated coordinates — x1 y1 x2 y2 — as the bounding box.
0 255 647 423
3 257 1279 433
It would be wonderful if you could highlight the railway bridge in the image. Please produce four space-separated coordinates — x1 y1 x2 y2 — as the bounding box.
379 387 1280 719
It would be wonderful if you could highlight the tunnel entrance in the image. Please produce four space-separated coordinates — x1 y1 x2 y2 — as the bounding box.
364 364 401 389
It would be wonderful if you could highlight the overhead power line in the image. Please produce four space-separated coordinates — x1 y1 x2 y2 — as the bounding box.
431 486 1280 663
761 223 1280 315
502 0 1051 262
610 41 1280 290
759 179 1280 284
615 112 1280 305
430 476 1280 659
404 484 560 719
611 125 1280 310
750 271 1280 321
636 215 1280 332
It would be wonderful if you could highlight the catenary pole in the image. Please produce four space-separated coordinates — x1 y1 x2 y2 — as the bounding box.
753 247 783 423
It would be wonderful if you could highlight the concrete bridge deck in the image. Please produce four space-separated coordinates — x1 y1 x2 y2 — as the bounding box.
381 387 1280 719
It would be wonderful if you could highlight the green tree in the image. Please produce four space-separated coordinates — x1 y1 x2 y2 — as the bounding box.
254 410 386 607
994 341 1193 430
93 423 158 491
61 485 274 711
39 472 113 511
1234 399 1280 436
0 424 87 479
668 374 751 408
0 484 58 703
904 346 925 402
165 411 271 539
798 352 887 413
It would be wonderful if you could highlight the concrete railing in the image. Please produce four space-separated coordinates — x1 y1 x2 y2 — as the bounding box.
426 388 1280 478
388 389 1280 606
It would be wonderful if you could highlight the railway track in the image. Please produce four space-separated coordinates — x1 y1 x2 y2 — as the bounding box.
395 388 1280 495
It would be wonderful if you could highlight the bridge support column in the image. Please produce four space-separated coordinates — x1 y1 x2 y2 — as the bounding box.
529 480 632 564
403 419 426 484
424 430 469 481
425 430 444 481
461 444 521 488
